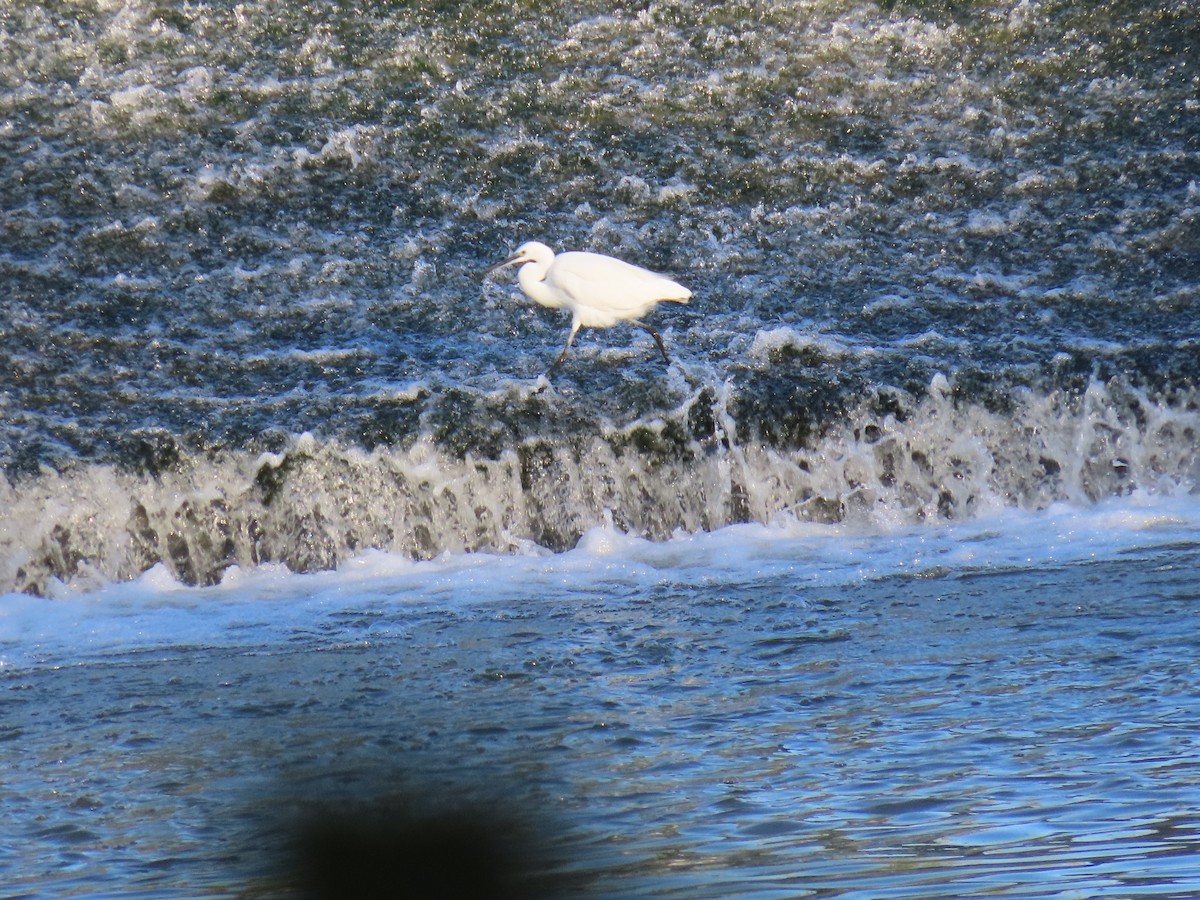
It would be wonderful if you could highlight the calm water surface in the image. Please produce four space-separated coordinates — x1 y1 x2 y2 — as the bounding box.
6 539 1200 898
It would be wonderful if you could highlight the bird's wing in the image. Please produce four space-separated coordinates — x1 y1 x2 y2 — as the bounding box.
551 253 691 320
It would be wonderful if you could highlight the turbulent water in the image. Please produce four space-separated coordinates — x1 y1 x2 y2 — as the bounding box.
3 0 1200 897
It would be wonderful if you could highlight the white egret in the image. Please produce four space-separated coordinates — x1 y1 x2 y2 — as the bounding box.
485 241 691 375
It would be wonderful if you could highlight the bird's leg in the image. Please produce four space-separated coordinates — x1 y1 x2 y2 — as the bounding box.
546 321 580 377
638 322 671 365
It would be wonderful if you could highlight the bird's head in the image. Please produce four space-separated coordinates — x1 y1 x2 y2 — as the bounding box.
484 241 554 275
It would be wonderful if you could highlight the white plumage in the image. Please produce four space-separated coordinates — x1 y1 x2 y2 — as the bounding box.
485 241 690 375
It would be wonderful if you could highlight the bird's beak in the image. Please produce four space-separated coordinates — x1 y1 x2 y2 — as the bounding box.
484 252 524 276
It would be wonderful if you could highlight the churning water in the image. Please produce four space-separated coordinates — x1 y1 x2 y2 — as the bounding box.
2 0 1199 896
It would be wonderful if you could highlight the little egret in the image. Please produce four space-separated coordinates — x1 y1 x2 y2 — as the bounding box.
485 241 691 375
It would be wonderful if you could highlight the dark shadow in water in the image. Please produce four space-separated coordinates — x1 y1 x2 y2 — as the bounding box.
264 779 586 900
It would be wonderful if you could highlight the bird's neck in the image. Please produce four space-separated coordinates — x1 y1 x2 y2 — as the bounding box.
518 262 563 309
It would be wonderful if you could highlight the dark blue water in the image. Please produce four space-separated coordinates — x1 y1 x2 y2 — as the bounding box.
5 533 1200 898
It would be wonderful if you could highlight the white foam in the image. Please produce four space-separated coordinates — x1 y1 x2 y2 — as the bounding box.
5 490 1199 672
5 374 1199 601
964 210 1012 236
314 125 379 169
748 327 856 361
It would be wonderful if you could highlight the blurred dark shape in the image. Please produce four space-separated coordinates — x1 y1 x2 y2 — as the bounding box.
288 802 570 900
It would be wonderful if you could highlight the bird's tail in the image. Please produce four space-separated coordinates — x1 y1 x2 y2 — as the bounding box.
661 284 692 305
